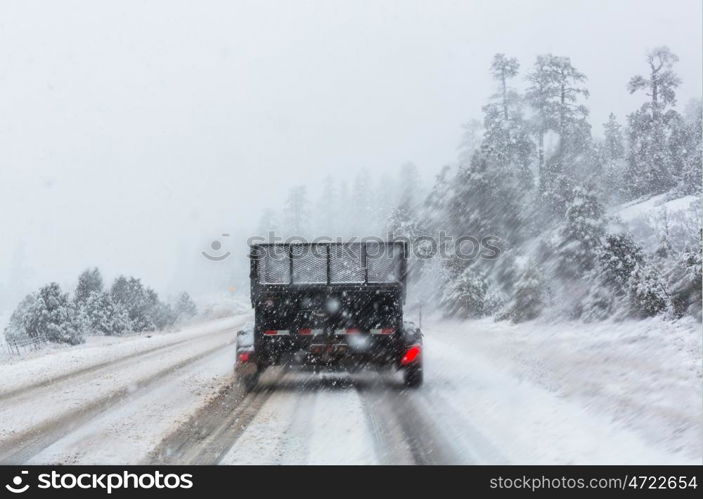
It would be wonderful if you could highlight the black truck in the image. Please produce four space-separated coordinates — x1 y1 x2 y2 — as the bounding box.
235 241 423 389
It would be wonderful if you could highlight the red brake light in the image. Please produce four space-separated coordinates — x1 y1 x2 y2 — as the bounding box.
381 328 395 335
298 328 312 335
346 328 361 334
263 330 277 335
238 351 251 363
400 345 421 366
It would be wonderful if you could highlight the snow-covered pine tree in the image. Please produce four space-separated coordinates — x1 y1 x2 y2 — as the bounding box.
627 263 668 318
556 185 605 276
313 175 337 235
527 54 592 217
30 283 84 344
3 294 37 342
111 276 157 332
624 47 681 198
501 261 546 323
283 185 310 238
669 99 702 195
83 290 130 335
597 233 645 294
666 249 702 319
74 267 103 304
439 266 488 318
256 209 279 240
600 113 626 202
174 291 198 321
351 169 373 235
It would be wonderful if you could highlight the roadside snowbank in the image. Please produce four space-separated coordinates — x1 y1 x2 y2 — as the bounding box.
425 316 701 463
0 314 248 395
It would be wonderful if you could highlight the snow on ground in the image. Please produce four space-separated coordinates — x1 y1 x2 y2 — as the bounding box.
423 315 702 463
27 345 238 465
615 193 698 223
0 314 252 464
0 314 247 394
1 304 699 465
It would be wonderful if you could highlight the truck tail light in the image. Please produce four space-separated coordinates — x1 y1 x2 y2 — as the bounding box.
400 345 421 366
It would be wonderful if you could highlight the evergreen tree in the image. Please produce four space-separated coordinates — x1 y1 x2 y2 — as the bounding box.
314 175 337 235
256 209 279 239
30 283 85 344
440 267 488 318
624 47 681 197
501 262 546 322
351 169 373 235
557 185 605 276
597 233 644 293
601 113 626 201
526 55 591 216
283 185 310 237
174 291 198 320
83 291 130 335
4 294 38 341
628 264 668 317
75 267 104 304
110 276 157 332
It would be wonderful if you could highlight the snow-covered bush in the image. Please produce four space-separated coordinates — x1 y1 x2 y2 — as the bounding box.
83 291 131 335
581 285 614 322
666 249 702 320
499 262 546 323
4 294 38 342
556 186 605 277
440 267 488 318
597 233 644 293
174 292 197 322
74 267 103 304
6 283 86 345
111 276 158 332
627 264 668 318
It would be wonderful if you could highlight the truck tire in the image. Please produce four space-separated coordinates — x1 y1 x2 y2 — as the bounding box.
239 372 259 392
403 365 423 388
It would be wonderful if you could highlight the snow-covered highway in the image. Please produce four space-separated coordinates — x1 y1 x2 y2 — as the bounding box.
0 315 698 465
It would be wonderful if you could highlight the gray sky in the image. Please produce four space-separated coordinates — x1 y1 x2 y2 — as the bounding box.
0 0 701 304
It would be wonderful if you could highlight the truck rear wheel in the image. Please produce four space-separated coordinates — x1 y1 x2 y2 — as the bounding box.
403 365 423 388
239 372 259 392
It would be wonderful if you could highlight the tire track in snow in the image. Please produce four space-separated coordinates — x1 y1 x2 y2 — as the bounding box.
0 326 237 402
147 368 286 465
0 334 236 464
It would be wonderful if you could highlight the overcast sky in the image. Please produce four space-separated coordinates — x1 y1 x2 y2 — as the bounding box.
0 0 701 305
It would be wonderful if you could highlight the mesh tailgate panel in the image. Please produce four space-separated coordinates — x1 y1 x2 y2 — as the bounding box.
256 243 403 284
291 246 327 284
329 243 364 283
367 243 401 283
259 246 290 284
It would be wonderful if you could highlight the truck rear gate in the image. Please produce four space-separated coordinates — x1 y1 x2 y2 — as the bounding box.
237 241 423 388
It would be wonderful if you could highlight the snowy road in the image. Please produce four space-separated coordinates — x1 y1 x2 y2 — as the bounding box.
0 316 697 465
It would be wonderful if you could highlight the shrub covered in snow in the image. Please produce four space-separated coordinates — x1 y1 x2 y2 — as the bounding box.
556 186 605 276
4 269 196 348
665 249 702 320
82 290 131 336
627 264 668 318
597 233 645 294
498 262 546 323
440 267 488 318
4 283 86 345
174 292 197 322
